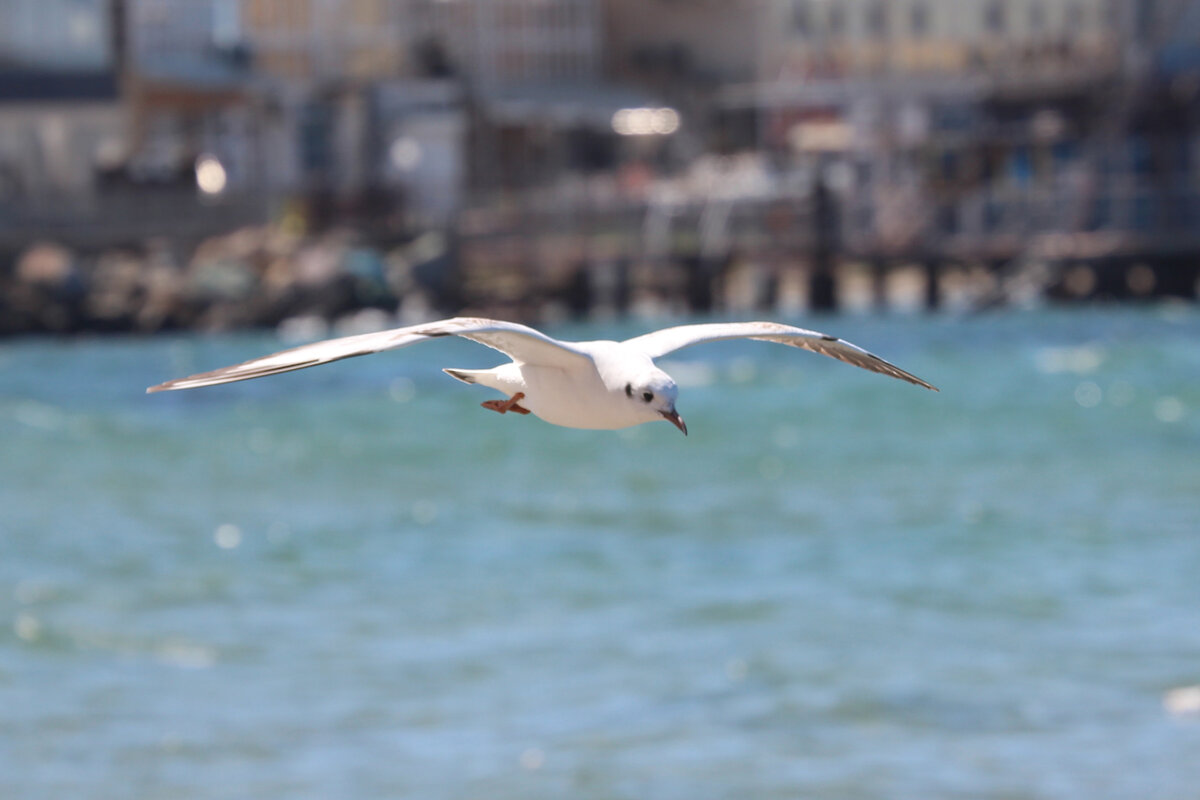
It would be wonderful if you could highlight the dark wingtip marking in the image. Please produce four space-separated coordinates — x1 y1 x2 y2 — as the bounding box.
423 332 452 338
821 334 839 341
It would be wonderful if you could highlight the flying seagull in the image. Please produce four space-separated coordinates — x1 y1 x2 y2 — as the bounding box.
147 317 937 434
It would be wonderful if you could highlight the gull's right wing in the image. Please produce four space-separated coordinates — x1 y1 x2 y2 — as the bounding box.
624 321 937 391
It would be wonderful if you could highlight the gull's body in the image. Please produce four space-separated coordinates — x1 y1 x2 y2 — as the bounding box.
148 317 937 434
442 339 674 430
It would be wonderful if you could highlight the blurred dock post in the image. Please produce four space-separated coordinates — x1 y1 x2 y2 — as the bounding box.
923 261 941 312
807 171 837 312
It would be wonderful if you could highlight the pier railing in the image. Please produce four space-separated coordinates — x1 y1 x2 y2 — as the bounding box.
459 171 1200 265
0 189 270 251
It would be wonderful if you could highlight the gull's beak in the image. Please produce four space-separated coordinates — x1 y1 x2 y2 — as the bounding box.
660 408 687 436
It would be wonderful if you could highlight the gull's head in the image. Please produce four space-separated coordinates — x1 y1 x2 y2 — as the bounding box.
621 367 686 435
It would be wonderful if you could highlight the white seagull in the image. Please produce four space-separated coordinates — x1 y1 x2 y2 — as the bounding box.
147 317 937 435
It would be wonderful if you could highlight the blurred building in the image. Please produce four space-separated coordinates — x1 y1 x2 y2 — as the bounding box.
403 0 661 194
605 0 760 153
3 0 1200 277
407 0 602 86
122 0 651 217
716 1 1123 152
40 0 461 228
241 0 404 81
0 0 691 235
123 0 258 196
763 0 1119 79
697 1 1200 261
607 1 1124 154
0 0 121 210
606 0 760 86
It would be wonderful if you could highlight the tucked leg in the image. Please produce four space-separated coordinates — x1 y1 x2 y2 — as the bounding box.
481 392 530 415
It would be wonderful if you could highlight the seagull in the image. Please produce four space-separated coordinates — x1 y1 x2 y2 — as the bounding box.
147 317 937 434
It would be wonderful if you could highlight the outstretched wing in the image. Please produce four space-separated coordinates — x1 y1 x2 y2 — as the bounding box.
623 321 937 391
146 317 591 393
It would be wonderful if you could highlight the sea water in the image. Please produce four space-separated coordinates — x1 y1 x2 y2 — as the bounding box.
1 308 1198 799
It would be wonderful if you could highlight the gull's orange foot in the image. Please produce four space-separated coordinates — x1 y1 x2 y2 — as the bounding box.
481 392 530 415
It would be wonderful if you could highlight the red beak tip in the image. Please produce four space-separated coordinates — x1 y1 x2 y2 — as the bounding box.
662 410 687 436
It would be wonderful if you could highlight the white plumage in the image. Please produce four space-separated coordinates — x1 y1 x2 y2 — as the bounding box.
148 317 937 434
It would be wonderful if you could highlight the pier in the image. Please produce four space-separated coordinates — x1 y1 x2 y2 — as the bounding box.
452 172 1200 317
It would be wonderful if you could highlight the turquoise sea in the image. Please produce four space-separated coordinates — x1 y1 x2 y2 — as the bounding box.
2 308 1198 799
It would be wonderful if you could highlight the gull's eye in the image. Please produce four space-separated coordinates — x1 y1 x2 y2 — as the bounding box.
642 391 654 403
625 383 633 398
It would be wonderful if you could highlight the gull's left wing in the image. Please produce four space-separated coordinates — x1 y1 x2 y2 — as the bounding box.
147 317 590 393
624 321 938 391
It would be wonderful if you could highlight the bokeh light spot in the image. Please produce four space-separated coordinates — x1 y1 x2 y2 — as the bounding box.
214 523 242 549
1154 396 1185 423
195 155 228 195
1074 381 1101 408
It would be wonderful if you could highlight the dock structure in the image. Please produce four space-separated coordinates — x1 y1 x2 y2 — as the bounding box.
450 161 1200 315
453 6 1200 314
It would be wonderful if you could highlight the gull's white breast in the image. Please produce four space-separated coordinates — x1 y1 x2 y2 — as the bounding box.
516 361 635 430
479 341 642 430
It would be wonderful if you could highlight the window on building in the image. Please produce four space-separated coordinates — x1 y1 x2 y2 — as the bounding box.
1029 2 1046 33
299 102 333 178
828 3 846 36
1065 2 1085 31
1104 0 1124 29
867 1 888 36
0 0 112 71
910 2 930 37
984 1 1006 34
793 0 812 36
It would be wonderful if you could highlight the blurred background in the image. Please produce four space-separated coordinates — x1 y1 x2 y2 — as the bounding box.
2 2 1199 799
1 0 1200 328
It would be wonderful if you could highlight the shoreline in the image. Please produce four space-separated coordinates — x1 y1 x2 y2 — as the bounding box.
3 224 1197 338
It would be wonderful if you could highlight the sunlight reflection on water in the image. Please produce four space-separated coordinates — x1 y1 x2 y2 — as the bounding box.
2 308 1199 799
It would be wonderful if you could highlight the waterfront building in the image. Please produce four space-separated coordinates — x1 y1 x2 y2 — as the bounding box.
0 0 120 207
